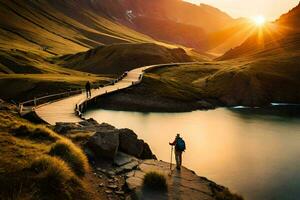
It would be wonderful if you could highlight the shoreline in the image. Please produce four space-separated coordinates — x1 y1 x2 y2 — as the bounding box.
51 117 244 200
89 90 219 113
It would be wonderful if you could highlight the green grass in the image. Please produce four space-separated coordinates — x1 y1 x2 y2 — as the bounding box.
143 172 168 191
0 110 90 200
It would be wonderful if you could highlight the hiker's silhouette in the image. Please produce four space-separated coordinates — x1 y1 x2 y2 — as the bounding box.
85 81 91 98
169 134 186 171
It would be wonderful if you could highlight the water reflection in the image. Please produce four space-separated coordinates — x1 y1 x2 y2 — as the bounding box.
85 107 300 200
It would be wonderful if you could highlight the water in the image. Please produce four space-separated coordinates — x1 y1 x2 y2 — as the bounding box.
85 106 300 200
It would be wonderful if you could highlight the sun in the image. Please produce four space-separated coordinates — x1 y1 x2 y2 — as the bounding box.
252 15 266 26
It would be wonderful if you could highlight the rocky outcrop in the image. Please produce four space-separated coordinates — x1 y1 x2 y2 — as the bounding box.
119 128 145 158
54 122 80 134
52 118 242 199
54 119 156 160
125 160 243 200
87 130 120 159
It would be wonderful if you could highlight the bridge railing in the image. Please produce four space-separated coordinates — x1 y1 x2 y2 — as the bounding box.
75 72 130 117
18 73 129 115
19 89 84 114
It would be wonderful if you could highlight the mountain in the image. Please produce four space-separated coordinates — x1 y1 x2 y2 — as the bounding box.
94 0 251 53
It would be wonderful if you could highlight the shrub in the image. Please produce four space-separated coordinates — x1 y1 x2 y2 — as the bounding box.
13 124 60 141
30 156 85 200
143 171 167 191
49 141 89 177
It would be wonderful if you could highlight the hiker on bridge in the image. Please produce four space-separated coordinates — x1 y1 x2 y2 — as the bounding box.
85 81 91 98
169 133 186 170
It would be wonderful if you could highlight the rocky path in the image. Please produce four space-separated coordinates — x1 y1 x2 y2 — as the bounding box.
126 160 232 200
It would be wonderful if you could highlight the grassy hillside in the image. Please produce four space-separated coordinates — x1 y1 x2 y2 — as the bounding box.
57 43 193 75
0 0 201 102
96 56 300 112
0 102 91 200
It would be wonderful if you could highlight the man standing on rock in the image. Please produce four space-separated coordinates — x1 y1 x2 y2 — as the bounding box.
169 134 186 170
85 81 91 98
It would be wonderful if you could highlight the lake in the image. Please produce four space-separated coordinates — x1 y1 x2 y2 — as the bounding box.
85 106 300 200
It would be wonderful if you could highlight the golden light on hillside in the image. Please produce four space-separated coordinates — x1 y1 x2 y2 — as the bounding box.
252 15 266 26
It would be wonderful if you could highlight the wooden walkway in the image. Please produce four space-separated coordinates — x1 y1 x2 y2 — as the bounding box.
35 62 196 125
35 66 149 125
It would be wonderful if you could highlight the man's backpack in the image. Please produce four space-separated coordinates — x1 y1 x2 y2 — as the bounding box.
176 137 186 151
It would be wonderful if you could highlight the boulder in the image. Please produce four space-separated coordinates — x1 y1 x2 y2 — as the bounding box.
87 130 119 159
83 146 96 163
54 122 79 134
197 100 215 110
141 143 156 159
119 129 144 158
114 152 137 166
79 118 100 127
96 123 116 132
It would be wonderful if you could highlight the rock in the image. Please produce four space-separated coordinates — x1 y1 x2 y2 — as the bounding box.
105 190 113 194
79 118 99 127
108 179 114 183
96 123 116 132
83 147 95 163
124 159 242 200
115 160 139 174
119 129 144 158
140 143 155 159
54 122 79 134
114 152 137 166
107 184 118 190
99 183 104 187
126 176 143 190
115 191 125 195
108 171 116 177
197 100 215 110
87 130 119 159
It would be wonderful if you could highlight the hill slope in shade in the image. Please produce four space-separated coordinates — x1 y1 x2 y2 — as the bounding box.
95 0 253 53
58 43 192 75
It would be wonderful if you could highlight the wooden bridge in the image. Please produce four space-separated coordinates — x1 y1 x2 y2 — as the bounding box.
19 63 195 125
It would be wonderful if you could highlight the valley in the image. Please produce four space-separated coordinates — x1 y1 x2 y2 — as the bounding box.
1 0 300 200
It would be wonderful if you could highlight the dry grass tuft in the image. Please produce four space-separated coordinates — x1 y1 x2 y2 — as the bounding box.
29 155 86 200
49 141 89 177
12 124 61 142
0 111 90 199
143 171 168 191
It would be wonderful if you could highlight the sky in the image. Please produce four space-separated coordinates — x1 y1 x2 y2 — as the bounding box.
185 0 300 20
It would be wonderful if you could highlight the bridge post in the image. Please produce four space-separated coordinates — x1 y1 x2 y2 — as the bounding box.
34 97 37 107
19 103 23 114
